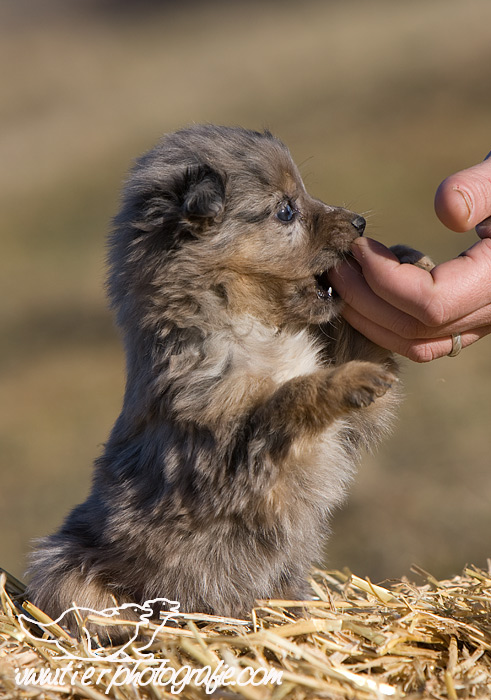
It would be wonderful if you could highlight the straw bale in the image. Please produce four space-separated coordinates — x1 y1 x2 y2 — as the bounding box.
0 564 490 699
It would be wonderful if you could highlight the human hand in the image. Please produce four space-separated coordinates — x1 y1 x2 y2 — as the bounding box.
329 154 491 363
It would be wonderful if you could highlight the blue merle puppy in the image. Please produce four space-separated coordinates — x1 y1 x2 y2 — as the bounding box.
27 125 408 638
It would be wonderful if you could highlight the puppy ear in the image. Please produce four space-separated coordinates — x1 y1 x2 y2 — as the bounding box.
182 164 225 222
114 163 225 245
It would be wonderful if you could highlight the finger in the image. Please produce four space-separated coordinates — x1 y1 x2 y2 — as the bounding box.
331 258 491 339
434 156 491 232
349 236 491 326
341 304 491 363
330 258 430 338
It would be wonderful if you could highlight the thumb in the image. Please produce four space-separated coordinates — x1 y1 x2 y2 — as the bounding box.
434 153 491 233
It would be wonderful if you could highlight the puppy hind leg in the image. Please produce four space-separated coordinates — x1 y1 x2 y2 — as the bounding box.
31 571 137 645
27 543 135 645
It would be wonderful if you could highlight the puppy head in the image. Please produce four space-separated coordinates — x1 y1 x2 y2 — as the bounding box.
108 125 365 333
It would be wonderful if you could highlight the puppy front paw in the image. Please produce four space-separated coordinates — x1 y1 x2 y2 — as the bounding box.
326 361 397 411
390 244 435 272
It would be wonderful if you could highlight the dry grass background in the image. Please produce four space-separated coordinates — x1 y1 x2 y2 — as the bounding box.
1 0 490 590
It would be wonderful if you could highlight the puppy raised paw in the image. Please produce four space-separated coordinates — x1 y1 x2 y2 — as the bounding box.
325 361 397 411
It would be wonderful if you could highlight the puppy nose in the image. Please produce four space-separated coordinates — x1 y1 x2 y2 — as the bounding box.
351 215 366 235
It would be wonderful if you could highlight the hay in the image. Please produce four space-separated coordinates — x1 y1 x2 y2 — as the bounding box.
1 564 490 699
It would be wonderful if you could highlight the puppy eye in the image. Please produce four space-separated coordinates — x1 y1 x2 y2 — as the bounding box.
276 202 296 223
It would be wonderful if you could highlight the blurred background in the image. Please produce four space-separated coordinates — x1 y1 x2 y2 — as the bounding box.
1 0 490 586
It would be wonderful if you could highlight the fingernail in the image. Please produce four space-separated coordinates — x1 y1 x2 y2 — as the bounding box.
476 216 491 238
453 186 473 222
349 244 364 265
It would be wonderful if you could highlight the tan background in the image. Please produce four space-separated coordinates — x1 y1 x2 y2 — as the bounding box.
1 0 490 585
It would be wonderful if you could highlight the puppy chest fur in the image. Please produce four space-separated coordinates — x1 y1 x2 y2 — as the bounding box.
27 125 399 633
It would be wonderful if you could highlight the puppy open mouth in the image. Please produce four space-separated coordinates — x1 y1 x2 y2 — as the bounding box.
314 271 338 301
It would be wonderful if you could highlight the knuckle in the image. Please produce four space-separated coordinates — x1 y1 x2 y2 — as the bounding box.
405 342 436 363
419 296 450 327
392 314 425 340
